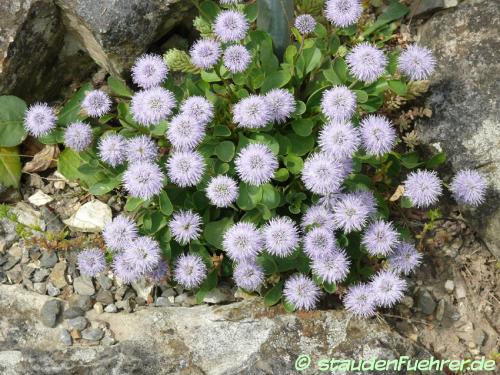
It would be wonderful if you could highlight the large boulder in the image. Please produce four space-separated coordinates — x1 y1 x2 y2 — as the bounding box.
416 0 500 258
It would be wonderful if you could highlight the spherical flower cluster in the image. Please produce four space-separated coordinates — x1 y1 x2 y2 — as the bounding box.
190 39 222 70
235 143 278 186
388 242 423 275
403 169 442 208
166 151 205 187
232 95 272 129
346 43 387 83
180 96 214 126
283 274 321 311
311 249 350 284
362 220 399 256
214 10 249 42
265 88 296 123
206 175 239 207
24 103 57 137
98 133 127 167
219 0 241 4
174 254 207 289
233 262 264 291
450 169 487 206
302 153 345 196
124 236 161 274
319 120 360 159
370 270 407 308
262 217 300 257
81 90 111 118
77 248 106 277
343 283 376 318
359 115 396 156
147 260 169 284
131 87 176 126
166 114 206 151
353 190 378 216
398 44 436 81
123 161 165 200
102 214 138 252
112 254 140 284
320 86 357 121
131 54 168 89
169 210 202 245
294 14 317 35
325 0 362 28
64 122 93 152
223 44 252 73
126 135 158 163
223 222 262 262
332 193 371 233
301 205 337 232
304 227 336 260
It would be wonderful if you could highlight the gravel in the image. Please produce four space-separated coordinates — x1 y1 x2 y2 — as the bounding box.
40 299 62 328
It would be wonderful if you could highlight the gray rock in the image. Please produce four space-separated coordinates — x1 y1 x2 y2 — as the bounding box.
2 256 20 271
73 276 95 296
203 287 235 304
67 316 88 331
68 295 93 311
0 218 18 252
63 307 85 319
100 335 116 346
95 289 114 305
104 304 118 313
40 299 62 328
81 327 104 341
39 206 65 233
444 280 455 293
33 282 47 295
115 299 133 313
40 251 58 268
10 202 46 231
33 268 50 283
60 329 73 346
417 290 437 315
417 0 500 258
6 264 22 284
435 299 445 321
412 0 458 16
154 297 172 307
93 302 104 314
175 293 196 306
49 262 67 289
46 282 61 297
96 275 112 290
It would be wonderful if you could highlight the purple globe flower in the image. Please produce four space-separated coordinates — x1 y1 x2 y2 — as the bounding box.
130 87 176 126
359 115 396 156
343 283 377 318
169 210 202 245
352 190 378 217
320 86 357 121
123 161 165 200
112 253 141 284
166 114 206 151
24 103 57 137
146 260 169 284
233 261 264 292
388 242 423 275
126 135 158 163
223 222 263 262
102 214 138 252
223 44 252 73
398 44 436 81
325 0 362 28
179 96 214 126
283 274 321 311
220 0 241 4
332 193 371 233
214 10 249 42
190 39 222 70
403 169 443 208
301 205 337 232
346 43 388 83
362 220 399 256
77 248 106 277
206 175 239 207
81 90 112 118
131 53 169 89
265 88 296 124
370 270 407 308
302 153 345 196
319 120 361 159
166 150 205 187
123 236 161 274
294 14 317 35
450 169 488 206
235 143 278 186
262 216 300 257
174 253 207 289
232 95 272 129
304 227 336 260
98 133 127 167
64 122 93 152
312 248 350 284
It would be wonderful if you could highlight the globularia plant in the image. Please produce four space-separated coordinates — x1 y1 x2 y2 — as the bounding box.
2 0 488 317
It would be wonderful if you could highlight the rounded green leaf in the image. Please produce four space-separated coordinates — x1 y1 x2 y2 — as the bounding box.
0 146 22 188
215 141 235 162
264 280 284 307
204 216 234 249
0 96 27 147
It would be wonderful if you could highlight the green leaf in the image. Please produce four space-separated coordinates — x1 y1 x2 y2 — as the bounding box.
107 76 133 98
303 47 322 74
261 183 281 209
204 216 234 249
260 70 292 93
284 154 304 174
215 141 235 162
195 270 218 304
237 183 263 210
334 58 348 82
388 80 407 96
57 148 84 181
323 67 342 85
288 134 315 156
400 152 423 169
213 125 231 137
283 299 296 312
125 197 145 211
354 90 369 103
158 190 173 216
291 118 314 137
425 152 446 169
58 83 93 126
273 168 289 182
323 281 337 294
0 96 27 147
362 2 409 37
264 280 284 307
257 254 278 274
0 146 22 188
200 0 220 21
38 128 65 145
89 175 122 195
400 196 413 209
256 0 294 58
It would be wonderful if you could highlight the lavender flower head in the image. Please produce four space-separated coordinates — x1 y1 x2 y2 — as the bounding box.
304 227 336 260
233 261 264 292
131 54 169 89
301 205 337 232
398 44 436 81
123 236 161 274
98 133 127 167
312 248 350 284
332 193 371 233
353 190 377 216
112 253 141 284
294 14 317 35
223 222 263 262
302 153 345 196
169 210 202 245
325 0 362 28
81 90 112 118
450 169 488 206
403 169 443 208
64 122 93 152
362 220 399 256
166 150 205 187
206 175 239 207
262 216 300 257
219 0 241 4
126 135 158 163
123 161 165 200
343 283 377 318
174 254 207 289
102 214 138 252
77 248 106 277
320 86 357 121
24 103 57 137
223 44 252 73
346 43 388 83
166 114 206 151
214 10 249 42
190 39 222 70
359 115 396 156
180 96 214 126
147 260 169 284
388 242 423 275
319 120 361 159
370 270 407 308
265 88 296 123
283 274 321 311
235 143 278 186
131 87 176 126
232 95 272 129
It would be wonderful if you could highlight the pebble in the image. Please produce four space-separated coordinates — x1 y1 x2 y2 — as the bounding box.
101 335 116 346
160 287 176 298
46 282 61 297
68 295 93 311
33 268 50 282
6 265 22 284
114 286 128 301
73 276 95 296
33 282 47 295
455 282 467 299
81 328 104 341
401 296 414 309
154 297 172 307
444 280 455 293
95 289 114 305
175 293 197 306
202 288 234 304
104 304 118 313
96 275 113 290
40 251 58 268
49 262 67 289
115 299 133 313
2 257 20 271
417 290 436 315
63 307 85 319
435 299 445 321
68 316 88 331
93 302 104 314
60 329 72 346
40 300 62 328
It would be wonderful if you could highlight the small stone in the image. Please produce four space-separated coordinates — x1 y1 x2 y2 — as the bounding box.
160 287 176 298
40 299 62 328
6 264 22 284
60 329 72 346
73 276 95 296
11 202 46 230
444 280 455 293
93 302 104 314
63 307 85 319
70 329 81 340
33 282 47 294
175 293 196 306
96 275 112 290
46 282 61 297
68 295 93 311
2 257 20 271
95 289 114 305
100 335 116 346
81 328 104 341
131 279 153 300
202 287 234 304
401 296 414 309
40 251 58 268
435 299 445 321
114 286 128 301
28 190 53 206
417 290 436 315
104 304 118 313
54 180 66 190
33 268 50 282
115 299 133 313
63 200 112 233
154 297 172 307
455 282 467 299
7 243 23 260
49 262 67 289
68 316 88 331
39 206 65 233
